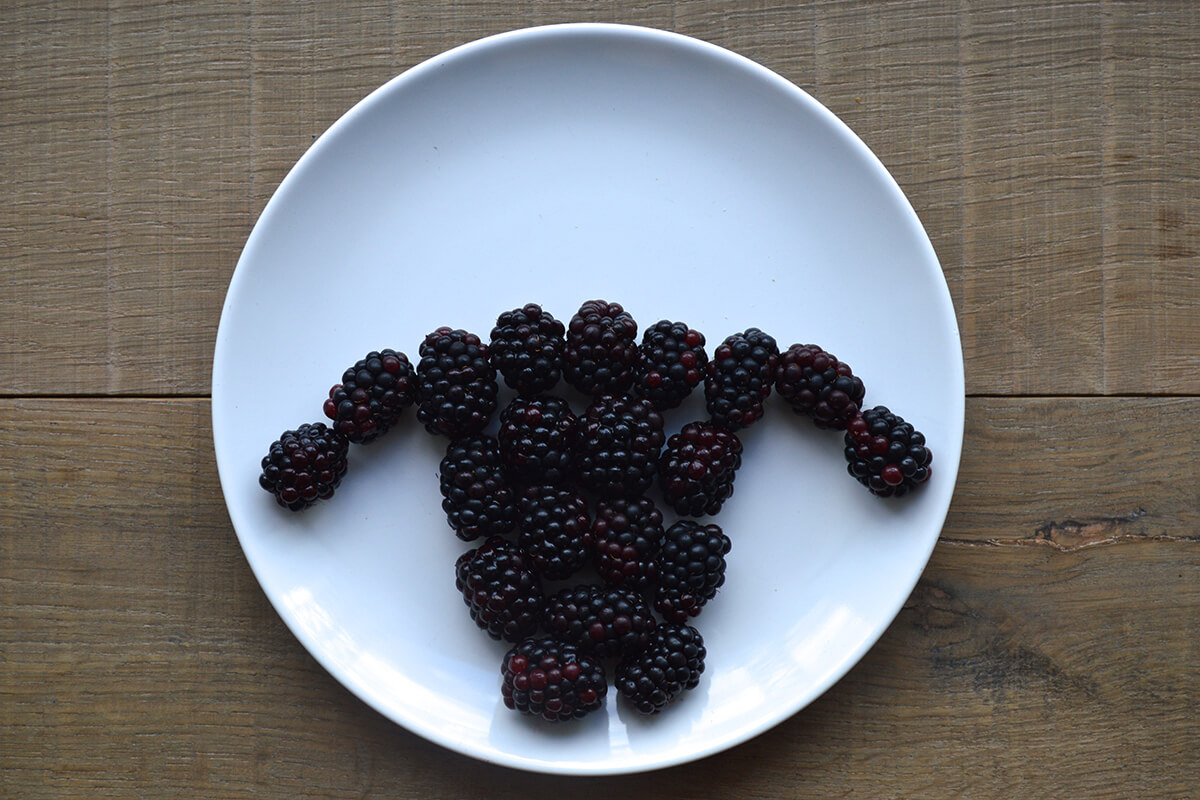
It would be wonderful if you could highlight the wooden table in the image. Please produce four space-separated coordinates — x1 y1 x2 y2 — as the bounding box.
3 2 1197 797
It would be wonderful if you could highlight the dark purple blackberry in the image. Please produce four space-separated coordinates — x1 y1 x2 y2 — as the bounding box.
775 343 866 430
500 637 607 722
517 485 593 580
653 520 731 623
635 320 708 410
497 394 578 486
563 300 639 396
591 496 664 589
489 303 566 396
438 435 517 541
572 394 665 499
454 536 545 642
658 422 743 517
545 584 657 659
704 328 779 431
844 405 933 498
616 624 706 714
416 327 498 439
323 349 416 443
258 423 349 511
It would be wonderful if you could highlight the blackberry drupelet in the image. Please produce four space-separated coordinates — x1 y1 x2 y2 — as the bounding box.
323 349 416 443
416 327 498 439
635 320 708 410
500 637 607 722
517 485 593 580
497 394 578 486
591 495 664 589
545 584 657 659
489 303 566 396
658 421 743 517
653 520 731 623
454 536 545 642
563 299 639 396
616 623 706 714
775 343 866 430
438 435 517 541
572 394 666 499
704 327 780 431
258 422 349 511
844 405 933 498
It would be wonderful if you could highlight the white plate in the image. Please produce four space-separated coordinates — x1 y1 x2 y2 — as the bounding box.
213 23 963 775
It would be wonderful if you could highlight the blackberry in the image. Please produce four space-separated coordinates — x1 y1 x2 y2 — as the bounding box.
489 303 566 396
653 520 731 623
844 405 933 497
704 327 779 431
591 496 664 589
658 421 743 517
517 485 593 580
497 394 577 486
563 299 639 396
616 624 706 714
572 394 666 499
635 320 708 410
416 327 498 439
438 435 517 541
454 536 545 642
323 349 416 443
500 637 607 722
545 584 657 659
258 422 349 511
775 343 866 430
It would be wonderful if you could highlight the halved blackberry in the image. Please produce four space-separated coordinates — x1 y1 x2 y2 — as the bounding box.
658 421 743 517
572 394 665 499
653 520 731 623
500 637 607 722
497 394 577 486
563 299 639 396
844 405 933 497
517 485 593 580
775 343 866 430
323 349 416 443
416 327 498 439
635 320 708 410
489 303 566 396
591 496 664 589
545 584 657 659
616 624 706 714
704 328 779 431
438 435 517 541
454 536 545 642
258 423 350 511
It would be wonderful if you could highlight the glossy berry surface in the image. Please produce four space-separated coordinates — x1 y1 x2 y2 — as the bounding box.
545 584 657 659
844 405 933 497
454 536 545 642
416 327 498 439
258 422 350 511
563 299 639 396
500 637 607 722
591 495 664 589
497 394 577 486
517 485 593 580
572 394 666 499
635 320 708 410
323 349 416 443
653 520 731 623
489 303 566 396
658 421 743 517
438 435 517 541
775 343 866 430
616 623 706 714
704 327 779 431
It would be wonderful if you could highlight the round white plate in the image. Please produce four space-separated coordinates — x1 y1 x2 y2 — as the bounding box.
213 23 963 775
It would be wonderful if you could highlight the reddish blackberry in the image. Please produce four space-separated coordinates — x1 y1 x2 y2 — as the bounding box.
258 423 349 511
704 328 779 431
658 421 743 517
323 349 416 443
572 394 666 499
635 320 708 410
517 485 593 580
563 299 639 396
500 637 607 722
591 496 664 589
489 303 566 396
616 624 706 714
416 327 498 439
438 435 517 541
775 343 866 430
844 405 933 497
454 536 545 642
497 394 577 486
545 584 657 659
653 520 731 623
